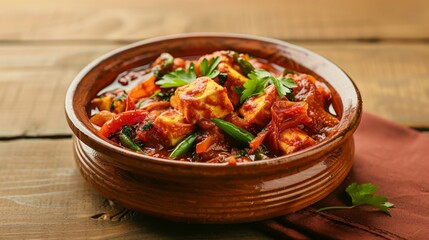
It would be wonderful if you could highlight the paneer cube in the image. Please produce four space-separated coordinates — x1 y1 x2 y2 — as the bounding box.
152 109 195 146
238 85 279 127
217 62 248 107
91 89 126 114
170 77 234 124
277 127 316 155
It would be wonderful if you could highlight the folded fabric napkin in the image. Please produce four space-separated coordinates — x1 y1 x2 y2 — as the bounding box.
257 112 429 239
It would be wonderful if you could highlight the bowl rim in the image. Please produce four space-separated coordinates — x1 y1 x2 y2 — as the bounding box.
65 32 362 168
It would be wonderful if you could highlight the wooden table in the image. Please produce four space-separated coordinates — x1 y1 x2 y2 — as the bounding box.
1 0 428 238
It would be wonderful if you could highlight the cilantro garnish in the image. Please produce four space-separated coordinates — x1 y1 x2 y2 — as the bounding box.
155 63 197 88
317 183 394 215
199 56 221 78
240 70 269 103
155 57 221 88
239 69 297 103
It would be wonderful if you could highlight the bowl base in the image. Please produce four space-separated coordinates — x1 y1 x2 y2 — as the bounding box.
73 136 354 224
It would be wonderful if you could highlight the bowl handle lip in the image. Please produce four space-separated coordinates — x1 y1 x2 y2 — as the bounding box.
64 32 363 169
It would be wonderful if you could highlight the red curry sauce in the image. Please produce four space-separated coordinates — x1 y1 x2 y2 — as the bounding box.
89 50 340 164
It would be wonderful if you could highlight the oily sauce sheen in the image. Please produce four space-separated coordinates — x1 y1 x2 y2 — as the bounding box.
89 50 340 164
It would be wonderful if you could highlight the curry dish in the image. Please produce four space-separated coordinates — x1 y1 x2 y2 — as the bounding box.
89 51 340 164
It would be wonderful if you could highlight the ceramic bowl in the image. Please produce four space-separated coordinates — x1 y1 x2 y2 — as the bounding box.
65 33 362 223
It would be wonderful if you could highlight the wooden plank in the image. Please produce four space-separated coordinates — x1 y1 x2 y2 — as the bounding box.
0 0 428 41
0 139 270 239
302 42 429 129
0 44 120 137
1 42 428 138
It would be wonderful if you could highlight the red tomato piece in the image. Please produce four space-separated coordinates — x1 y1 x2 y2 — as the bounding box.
99 110 148 137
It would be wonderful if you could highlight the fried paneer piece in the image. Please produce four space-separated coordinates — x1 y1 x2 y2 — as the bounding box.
276 127 316 155
170 77 234 124
238 85 280 127
151 109 195 147
217 62 249 107
91 89 126 114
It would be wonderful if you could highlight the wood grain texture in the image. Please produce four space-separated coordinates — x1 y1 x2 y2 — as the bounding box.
0 0 428 41
303 42 429 128
1 0 428 238
0 44 119 137
1 42 428 137
0 139 270 239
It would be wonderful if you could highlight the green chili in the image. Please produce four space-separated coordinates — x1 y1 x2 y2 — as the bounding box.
237 57 255 76
232 52 255 76
170 133 198 158
211 118 254 143
119 133 143 152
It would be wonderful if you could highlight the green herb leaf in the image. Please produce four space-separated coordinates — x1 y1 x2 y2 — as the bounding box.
239 69 270 103
156 63 197 88
317 183 394 215
239 69 297 103
207 57 221 77
200 58 208 76
200 56 221 78
271 76 296 98
156 56 221 88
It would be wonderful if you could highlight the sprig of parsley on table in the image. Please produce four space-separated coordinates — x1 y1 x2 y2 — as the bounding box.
240 69 297 103
156 57 220 88
317 183 394 215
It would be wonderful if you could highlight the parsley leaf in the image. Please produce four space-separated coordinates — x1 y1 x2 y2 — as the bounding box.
271 76 297 98
240 70 269 103
317 183 394 215
156 57 221 88
200 56 221 78
239 69 296 103
156 63 197 88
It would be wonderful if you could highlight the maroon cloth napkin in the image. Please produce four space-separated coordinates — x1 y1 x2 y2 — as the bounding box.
257 112 429 239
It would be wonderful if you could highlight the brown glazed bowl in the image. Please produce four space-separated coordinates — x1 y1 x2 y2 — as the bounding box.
65 33 362 224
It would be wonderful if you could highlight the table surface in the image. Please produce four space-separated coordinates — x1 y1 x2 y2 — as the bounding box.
1 0 428 238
